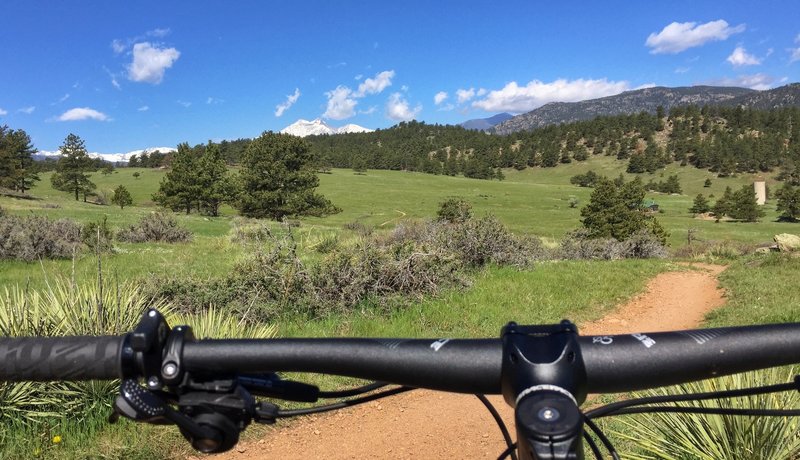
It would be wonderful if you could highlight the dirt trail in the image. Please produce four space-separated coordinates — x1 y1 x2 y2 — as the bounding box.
209 263 727 460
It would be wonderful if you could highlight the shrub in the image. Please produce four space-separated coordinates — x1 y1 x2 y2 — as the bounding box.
0 215 82 261
434 215 545 267
314 234 339 254
437 197 473 223
81 216 114 253
618 367 800 460
343 220 374 237
558 228 667 260
229 217 272 244
117 212 192 243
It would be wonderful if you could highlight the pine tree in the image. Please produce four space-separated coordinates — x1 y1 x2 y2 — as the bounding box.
776 183 800 221
711 186 734 221
580 177 662 242
237 132 340 220
153 143 201 214
50 133 96 201
0 127 39 193
111 185 133 209
196 142 237 216
728 184 765 222
689 194 710 214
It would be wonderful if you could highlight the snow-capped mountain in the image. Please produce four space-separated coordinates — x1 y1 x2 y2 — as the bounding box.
37 146 176 163
280 119 373 137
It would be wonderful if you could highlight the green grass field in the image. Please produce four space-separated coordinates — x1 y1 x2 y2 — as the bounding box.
3 159 800 459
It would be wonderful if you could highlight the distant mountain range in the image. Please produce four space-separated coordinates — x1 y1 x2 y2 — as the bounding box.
491 83 800 135
459 113 514 131
280 118 373 137
35 146 177 163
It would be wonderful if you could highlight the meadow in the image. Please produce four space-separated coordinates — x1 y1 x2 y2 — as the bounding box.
1 157 800 458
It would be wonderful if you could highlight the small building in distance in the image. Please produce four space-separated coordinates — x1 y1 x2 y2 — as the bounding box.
754 180 766 205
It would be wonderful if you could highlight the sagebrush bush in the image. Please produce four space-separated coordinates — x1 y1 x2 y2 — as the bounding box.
228 217 272 244
117 212 192 243
343 220 373 237
433 215 546 267
558 228 667 260
0 215 82 261
437 197 473 223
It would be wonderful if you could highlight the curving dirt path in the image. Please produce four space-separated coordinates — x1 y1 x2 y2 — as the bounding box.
207 263 727 460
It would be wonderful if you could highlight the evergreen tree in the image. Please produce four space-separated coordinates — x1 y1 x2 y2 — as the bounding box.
196 142 237 216
153 143 201 214
50 133 96 201
237 132 340 220
728 184 765 222
580 177 665 242
689 194 710 214
111 185 133 209
775 183 800 221
0 127 39 193
711 186 734 220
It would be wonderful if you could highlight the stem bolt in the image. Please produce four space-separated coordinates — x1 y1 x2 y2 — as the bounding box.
162 362 178 378
538 407 560 422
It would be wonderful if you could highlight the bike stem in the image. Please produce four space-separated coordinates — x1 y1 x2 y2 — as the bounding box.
500 321 588 460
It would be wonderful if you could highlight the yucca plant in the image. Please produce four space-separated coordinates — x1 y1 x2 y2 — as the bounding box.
617 367 800 460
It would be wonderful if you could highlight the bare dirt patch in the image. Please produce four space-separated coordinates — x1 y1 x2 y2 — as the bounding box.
207 263 727 460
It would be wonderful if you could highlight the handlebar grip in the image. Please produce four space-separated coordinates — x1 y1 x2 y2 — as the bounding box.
0 336 124 381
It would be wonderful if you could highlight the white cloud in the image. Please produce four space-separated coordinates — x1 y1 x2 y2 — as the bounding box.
147 28 170 38
674 66 691 74
434 91 448 105
385 93 421 121
18 106 35 114
791 36 800 63
177 100 191 108
206 96 224 105
323 86 357 120
472 78 631 112
727 46 762 66
112 28 171 54
57 107 109 121
359 106 377 115
706 73 777 90
456 88 476 103
646 20 746 54
111 39 126 54
138 105 149 112
274 88 301 117
0 108 7 116
127 42 180 84
355 70 395 97
354 74 363 80
57 93 70 104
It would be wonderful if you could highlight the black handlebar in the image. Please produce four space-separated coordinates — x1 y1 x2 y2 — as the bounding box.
2 322 799 395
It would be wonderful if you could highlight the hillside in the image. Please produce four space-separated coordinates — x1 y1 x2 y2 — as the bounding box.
459 112 513 131
492 84 800 134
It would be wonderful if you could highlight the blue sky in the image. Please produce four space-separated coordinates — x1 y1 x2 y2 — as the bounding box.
1 0 799 154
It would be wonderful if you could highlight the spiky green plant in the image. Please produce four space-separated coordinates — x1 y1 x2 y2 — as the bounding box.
617 367 800 460
174 306 278 339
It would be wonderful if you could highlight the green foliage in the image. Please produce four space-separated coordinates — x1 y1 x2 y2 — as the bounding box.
580 177 668 244
646 174 682 194
436 197 473 223
0 215 82 261
237 132 341 221
775 183 800 221
116 212 192 243
81 216 114 253
704 178 713 187
195 142 239 216
689 193 711 214
152 143 201 214
111 185 133 209
711 186 734 220
570 170 601 187
619 367 800 460
50 134 96 201
727 184 765 222
0 125 40 193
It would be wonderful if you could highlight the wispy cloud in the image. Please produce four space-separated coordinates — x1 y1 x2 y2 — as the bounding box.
206 97 224 105
57 107 110 121
790 34 800 63
705 73 777 90
727 46 762 66
138 105 149 112
646 20 745 54
0 108 7 116
674 66 691 74
472 78 630 112
177 100 191 108
456 88 476 104
274 88 301 117
18 106 36 114
385 92 421 121
434 91 448 105
127 42 180 84
112 28 172 54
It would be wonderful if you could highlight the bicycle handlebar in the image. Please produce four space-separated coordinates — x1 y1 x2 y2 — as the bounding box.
2 322 799 394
